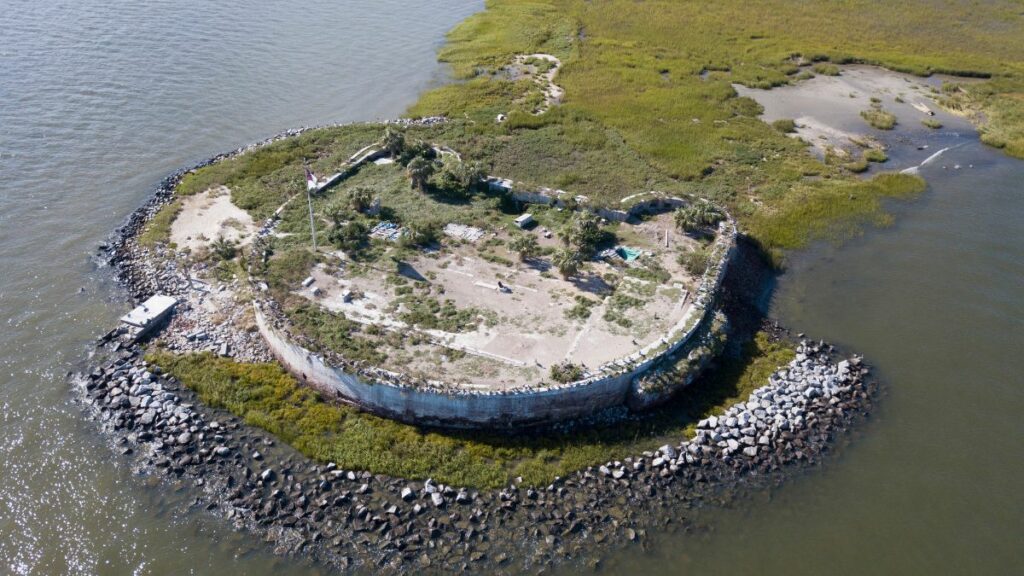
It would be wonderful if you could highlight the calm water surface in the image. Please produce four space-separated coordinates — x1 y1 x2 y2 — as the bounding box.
593 141 1024 575
2 1 1022 574
0 1 481 573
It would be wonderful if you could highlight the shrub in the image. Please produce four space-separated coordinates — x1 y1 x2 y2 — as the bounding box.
347 186 374 213
401 219 442 247
329 220 368 252
772 118 797 133
677 246 710 276
434 161 485 197
564 295 598 320
210 235 238 261
861 108 897 130
922 118 943 129
509 233 540 261
812 63 840 76
382 126 406 158
550 361 584 383
399 140 434 165
844 158 870 173
864 148 888 163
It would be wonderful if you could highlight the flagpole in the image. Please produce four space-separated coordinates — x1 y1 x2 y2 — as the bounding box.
304 161 318 253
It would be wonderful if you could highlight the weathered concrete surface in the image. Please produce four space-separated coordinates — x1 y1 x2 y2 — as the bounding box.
253 217 736 428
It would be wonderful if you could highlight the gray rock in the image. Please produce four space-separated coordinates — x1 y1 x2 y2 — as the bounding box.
430 492 445 508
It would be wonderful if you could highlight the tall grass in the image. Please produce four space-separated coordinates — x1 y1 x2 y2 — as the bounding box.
409 0 1023 255
149 333 792 488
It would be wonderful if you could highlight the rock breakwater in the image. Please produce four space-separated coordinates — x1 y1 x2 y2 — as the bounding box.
74 337 874 573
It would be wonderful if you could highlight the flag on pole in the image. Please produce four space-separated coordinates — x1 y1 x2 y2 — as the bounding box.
305 166 318 191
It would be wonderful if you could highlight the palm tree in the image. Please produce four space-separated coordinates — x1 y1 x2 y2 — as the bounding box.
509 233 540 261
406 156 436 192
562 210 602 254
552 247 582 278
382 127 405 158
210 235 237 261
675 202 724 233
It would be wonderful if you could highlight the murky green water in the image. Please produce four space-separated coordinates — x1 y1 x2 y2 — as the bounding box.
1 1 1021 574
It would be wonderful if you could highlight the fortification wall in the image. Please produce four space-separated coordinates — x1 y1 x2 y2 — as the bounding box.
255 306 635 427
253 217 736 428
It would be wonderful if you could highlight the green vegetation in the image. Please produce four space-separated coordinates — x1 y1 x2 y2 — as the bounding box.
560 210 604 256
772 118 797 133
564 294 598 321
746 173 926 249
210 236 238 261
861 107 898 130
624 257 672 284
138 199 181 247
677 246 711 277
844 158 870 173
552 246 582 278
675 202 725 235
922 118 943 129
142 0 1024 488
508 233 541 261
549 361 584 383
812 62 841 76
408 0 1024 259
864 148 889 163
175 125 383 219
148 332 793 488
287 303 387 364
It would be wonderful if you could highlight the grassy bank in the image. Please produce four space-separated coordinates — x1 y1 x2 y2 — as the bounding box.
411 0 1023 258
148 333 792 489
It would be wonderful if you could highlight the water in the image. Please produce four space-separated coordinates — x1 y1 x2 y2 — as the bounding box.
2 2 1022 574
0 1 481 573
593 142 1024 574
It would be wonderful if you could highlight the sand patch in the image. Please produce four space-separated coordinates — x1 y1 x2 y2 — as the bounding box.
170 186 256 251
735 65 974 160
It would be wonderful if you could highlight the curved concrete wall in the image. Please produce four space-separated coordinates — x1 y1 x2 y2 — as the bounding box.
256 306 637 427
253 217 736 428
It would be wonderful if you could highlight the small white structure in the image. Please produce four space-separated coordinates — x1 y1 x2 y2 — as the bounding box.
514 213 535 228
121 295 178 339
301 276 315 288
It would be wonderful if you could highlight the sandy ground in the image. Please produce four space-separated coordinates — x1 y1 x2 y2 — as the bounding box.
734 65 975 159
500 53 563 118
297 213 700 390
170 186 256 251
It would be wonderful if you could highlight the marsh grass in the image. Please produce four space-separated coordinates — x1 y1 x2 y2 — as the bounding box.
812 63 841 76
408 0 1023 255
148 332 792 488
861 108 898 130
138 199 181 247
